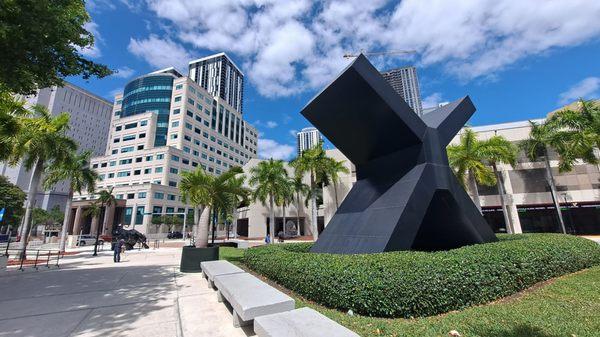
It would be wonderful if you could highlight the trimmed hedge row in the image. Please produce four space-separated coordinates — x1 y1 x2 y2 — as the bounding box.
243 234 600 318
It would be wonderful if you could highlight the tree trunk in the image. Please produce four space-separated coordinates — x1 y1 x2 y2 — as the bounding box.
333 181 339 209
196 206 210 248
18 159 43 259
59 188 74 253
493 163 512 234
467 170 482 213
282 201 286 237
544 152 567 234
101 203 110 235
296 192 301 236
269 194 275 243
231 206 238 239
310 172 318 241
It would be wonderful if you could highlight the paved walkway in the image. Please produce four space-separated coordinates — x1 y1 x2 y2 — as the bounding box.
0 248 253 337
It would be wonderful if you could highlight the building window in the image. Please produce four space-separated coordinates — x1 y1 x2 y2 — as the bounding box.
155 167 163 173
134 169 141 175
170 134 178 140
173 108 181 115
117 171 131 177
175 84 183 90
135 157 143 163
121 146 134 153
108 173 115 178
135 206 145 225
146 155 153 161
112 149 118 155
137 145 144 150
168 181 177 187
171 121 180 127
154 192 164 199
183 146 190 153
125 122 137 130
92 163 98 168
182 158 189 165
127 193 135 199
138 192 147 199
171 155 179 162
140 120 148 126
115 125 122 131
144 168 151 174
187 110 194 117
123 135 136 141
139 133 146 139
101 162 107 168
167 194 176 201
124 207 132 224
153 206 162 215
174 96 182 102
156 154 164 160
170 168 178 174
187 98 194 105
184 135 191 141
113 138 120 143
185 122 192 130
119 159 132 165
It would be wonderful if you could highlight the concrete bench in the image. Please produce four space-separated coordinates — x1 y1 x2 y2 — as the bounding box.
200 260 245 289
254 307 360 337
214 272 295 327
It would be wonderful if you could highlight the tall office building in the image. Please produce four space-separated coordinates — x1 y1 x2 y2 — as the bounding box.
1 82 113 211
188 53 244 113
297 127 322 155
380 66 423 116
69 65 258 236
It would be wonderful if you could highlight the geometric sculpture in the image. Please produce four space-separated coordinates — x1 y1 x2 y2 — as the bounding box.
301 55 497 254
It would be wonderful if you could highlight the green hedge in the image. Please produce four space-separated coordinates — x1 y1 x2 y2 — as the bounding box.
243 234 600 318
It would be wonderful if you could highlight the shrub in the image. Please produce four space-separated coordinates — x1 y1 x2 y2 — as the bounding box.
243 234 600 318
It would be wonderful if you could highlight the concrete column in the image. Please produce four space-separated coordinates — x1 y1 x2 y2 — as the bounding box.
501 169 522 233
130 206 137 228
90 216 99 236
72 206 83 237
103 204 116 235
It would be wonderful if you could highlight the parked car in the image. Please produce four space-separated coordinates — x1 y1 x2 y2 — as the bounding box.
167 231 183 239
77 235 103 246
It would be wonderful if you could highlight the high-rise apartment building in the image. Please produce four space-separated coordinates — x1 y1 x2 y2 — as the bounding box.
70 66 258 236
188 53 244 113
1 82 113 211
380 66 423 116
296 127 322 155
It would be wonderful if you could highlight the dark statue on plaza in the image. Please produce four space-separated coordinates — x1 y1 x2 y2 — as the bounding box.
112 225 150 250
301 54 497 254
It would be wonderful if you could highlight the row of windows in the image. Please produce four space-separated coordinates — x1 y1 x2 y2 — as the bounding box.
113 133 146 143
93 153 165 168
123 85 172 99
115 120 147 132
122 97 170 109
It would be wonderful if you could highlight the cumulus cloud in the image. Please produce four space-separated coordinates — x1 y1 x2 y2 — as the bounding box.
253 120 279 129
258 139 295 160
107 87 123 100
558 77 600 105
128 35 192 72
77 22 103 58
422 93 444 109
142 0 600 97
112 66 136 79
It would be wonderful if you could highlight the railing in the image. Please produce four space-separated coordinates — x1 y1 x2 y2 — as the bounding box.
2 247 63 271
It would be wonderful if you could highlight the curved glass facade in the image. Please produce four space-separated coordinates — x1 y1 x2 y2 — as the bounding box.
122 74 174 146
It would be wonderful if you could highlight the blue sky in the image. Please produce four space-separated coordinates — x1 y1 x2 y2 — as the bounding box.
70 0 600 160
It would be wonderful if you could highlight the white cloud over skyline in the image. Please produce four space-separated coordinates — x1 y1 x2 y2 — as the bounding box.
558 77 600 105
128 35 193 72
258 139 295 160
135 0 600 98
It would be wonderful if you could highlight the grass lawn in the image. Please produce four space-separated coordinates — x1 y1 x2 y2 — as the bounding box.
220 247 600 337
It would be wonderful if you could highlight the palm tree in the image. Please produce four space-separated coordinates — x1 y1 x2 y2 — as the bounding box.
546 99 600 170
481 136 518 233
0 91 28 168
95 187 116 256
180 166 246 248
325 158 350 209
520 121 568 234
249 159 288 242
43 150 97 252
181 168 212 247
290 175 309 236
290 142 331 240
7 105 76 257
447 128 497 212
276 181 294 237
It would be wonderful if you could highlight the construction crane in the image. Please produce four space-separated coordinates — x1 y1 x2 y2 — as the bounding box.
343 50 417 59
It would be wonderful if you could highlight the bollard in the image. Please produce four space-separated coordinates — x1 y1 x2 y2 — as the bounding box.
55 251 61 268
46 250 51 268
34 250 40 270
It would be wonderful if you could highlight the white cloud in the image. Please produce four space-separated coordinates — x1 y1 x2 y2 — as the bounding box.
112 66 136 79
253 120 279 129
127 35 192 72
258 139 295 160
558 77 600 105
144 0 600 97
77 22 103 58
289 129 298 138
107 87 123 99
266 121 278 128
422 93 444 109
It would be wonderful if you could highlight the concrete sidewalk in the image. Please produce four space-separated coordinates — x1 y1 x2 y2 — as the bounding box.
0 248 253 337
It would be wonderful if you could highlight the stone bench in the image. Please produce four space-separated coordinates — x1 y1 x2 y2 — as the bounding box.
254 307 360 337
200 260 245 289
213 272 295 328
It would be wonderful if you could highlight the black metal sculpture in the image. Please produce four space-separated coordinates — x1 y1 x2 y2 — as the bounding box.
301 55 497 254
112 226 149 250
